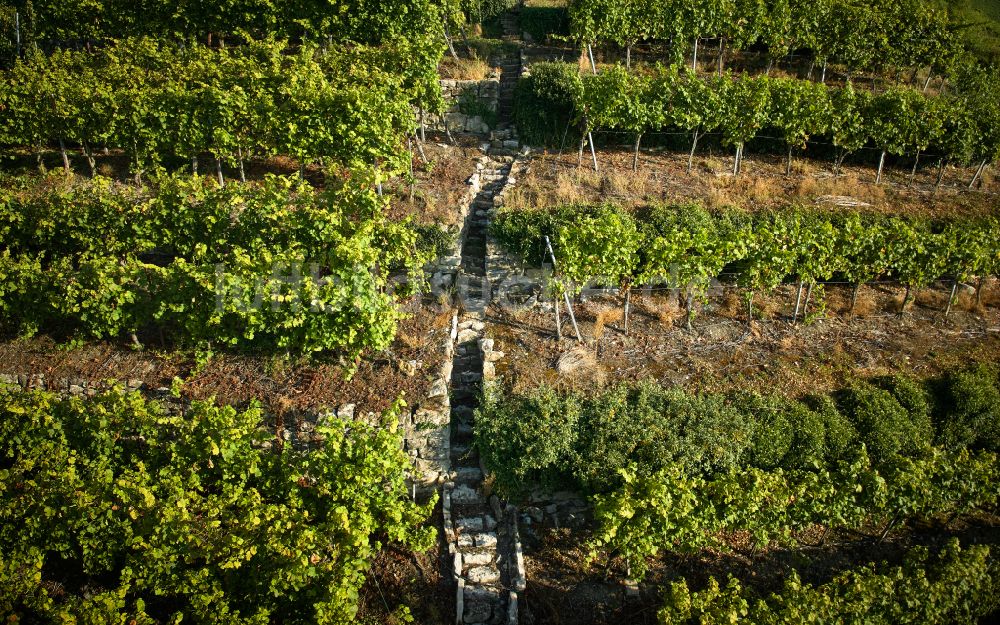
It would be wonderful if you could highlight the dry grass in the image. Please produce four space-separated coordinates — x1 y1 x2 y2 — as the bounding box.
636 293 683 326
717 291 745 320
756 293 784 320
915 288 950 311
555 346 606 388
511 149 994 219
826 287 879 318
438 57 491 80
982 279 1000 308
592 307 623 340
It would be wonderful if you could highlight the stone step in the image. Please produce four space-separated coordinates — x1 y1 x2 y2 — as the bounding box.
454 466 485 484
452 404 475 418
457 531 498 549
455 512 496 532
451 484 483 506
464 565 501 586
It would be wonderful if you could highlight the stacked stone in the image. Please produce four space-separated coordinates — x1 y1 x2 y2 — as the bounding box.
431 78 500 136
443 153 521 625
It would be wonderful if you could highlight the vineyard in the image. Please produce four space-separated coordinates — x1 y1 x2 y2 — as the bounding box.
1 0 999 623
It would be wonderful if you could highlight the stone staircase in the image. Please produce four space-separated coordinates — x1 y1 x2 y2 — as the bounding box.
444 154 522 625
497 53 521 126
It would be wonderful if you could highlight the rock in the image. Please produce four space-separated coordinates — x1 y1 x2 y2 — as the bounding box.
427 378 448 399
466 566 500 585
336 403 356 419
452 485 481 505
484 350 505 362
463 551 494 566
463 599 492 623
524 506 544 523
399 359 420 377
474 532 498 548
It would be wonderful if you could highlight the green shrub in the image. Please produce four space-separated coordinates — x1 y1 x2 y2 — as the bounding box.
740 393 830 470
490 204 604 265
883 375 935 445
463 0 517 24
807 394 858 462
0 389 434 624
475 385 581 495
513 62 583 147
784 400 827 468
572 384 671 490
841 383 930 464
741 393 794 469
938 365 1000 452
519 7 569 43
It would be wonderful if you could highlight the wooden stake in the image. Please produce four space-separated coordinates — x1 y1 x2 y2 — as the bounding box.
945 278 958 316
969 159 987 189
687 129 700 174
623 288 630 336
793 281 804 323
686 289 695 330
909 149 920 185
58 138 70 172
589 132 598 172
563 290 582 342
554 294 562 340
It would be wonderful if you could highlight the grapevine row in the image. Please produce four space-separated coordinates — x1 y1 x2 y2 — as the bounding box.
0 39 435 180
569 0 960 77
658 540 998 624
1 0 446 54
0 386 435 623
517 63 1000 184
476 369 1000 579
477 365 1000 495
0 174 430 357
589 447 998 579
491 204 1000 326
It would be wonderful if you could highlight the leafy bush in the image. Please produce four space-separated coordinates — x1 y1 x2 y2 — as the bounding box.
658 540 1000 625
490 204 604 265
463 0 517 24
572 384 750 492
0 388 434 624
520 7 569 43
883 375 935 445
938 365 1000 452
475 386 581 495
513 62 583 147
412 222 457 260
807 394 858 461
741 393 794 469
841 383 930 464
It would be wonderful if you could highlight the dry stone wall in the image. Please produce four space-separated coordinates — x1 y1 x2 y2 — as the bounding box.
424 77 501 136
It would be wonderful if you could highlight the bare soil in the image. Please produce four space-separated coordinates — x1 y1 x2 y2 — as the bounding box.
357 501 453 625
1 133 483 229
0 297 456 419
522 512 1000 625
508 146 998 219
488 279 1000 400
